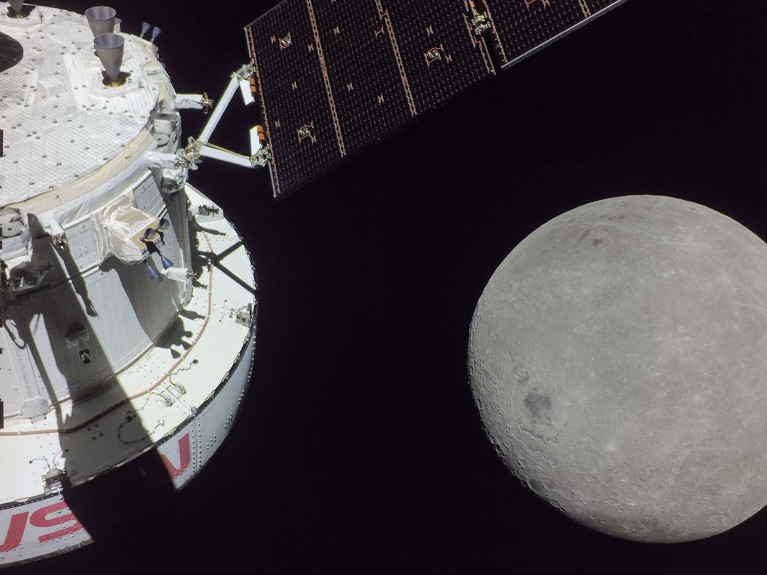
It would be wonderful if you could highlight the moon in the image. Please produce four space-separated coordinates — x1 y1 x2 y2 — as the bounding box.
468 195 767 542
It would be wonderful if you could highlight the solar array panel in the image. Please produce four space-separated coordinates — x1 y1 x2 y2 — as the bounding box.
246 0 627 197
481 0 626 69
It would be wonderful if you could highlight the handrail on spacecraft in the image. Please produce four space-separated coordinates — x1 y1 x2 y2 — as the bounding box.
179 64 269 170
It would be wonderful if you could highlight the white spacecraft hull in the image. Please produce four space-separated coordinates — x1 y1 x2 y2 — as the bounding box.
0 3 259 563
0 338 255 564
0 331 254 563
0 182 257 564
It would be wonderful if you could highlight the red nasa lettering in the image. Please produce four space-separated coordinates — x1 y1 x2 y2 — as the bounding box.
0 502 82 552
30 502 83 543
0 512 27 552
160 433 191 479
1 434 191 553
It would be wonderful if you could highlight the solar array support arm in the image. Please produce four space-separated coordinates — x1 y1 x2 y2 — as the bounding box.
186 64 268 169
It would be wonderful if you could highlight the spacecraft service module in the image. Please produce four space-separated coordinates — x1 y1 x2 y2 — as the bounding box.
0 2 256 564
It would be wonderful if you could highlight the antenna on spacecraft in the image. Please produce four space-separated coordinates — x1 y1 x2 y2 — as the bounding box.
8 0 24 17
84 7 127 86
139 22 162 43
84 6 115 35
94 33 125 85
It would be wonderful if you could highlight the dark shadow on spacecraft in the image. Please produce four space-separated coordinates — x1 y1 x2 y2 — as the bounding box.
5 216 180 559
0 32 23 72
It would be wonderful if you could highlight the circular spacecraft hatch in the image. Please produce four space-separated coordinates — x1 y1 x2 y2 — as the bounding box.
0 32 23 72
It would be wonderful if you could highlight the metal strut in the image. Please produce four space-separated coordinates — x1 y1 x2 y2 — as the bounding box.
184 64 269 170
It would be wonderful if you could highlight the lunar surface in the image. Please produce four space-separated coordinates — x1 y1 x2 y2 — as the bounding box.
468 195 767 542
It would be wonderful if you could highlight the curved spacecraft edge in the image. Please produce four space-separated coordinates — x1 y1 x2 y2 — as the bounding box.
0 3 256 565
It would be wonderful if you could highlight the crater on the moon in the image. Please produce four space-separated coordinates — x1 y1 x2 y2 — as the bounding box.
524 392 551 422
515 369 530 386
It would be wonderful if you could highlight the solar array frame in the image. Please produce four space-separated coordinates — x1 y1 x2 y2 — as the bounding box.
481 0 628 69
246 0 627 198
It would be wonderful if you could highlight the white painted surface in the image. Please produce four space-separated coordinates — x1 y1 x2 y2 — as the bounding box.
0 4 168 204
0 185 257 565
0 4 258 566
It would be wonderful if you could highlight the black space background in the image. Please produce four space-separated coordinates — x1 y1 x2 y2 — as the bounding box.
8 1 767 574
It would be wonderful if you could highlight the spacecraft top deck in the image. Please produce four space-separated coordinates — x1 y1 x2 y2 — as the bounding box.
0 4 163 207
